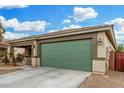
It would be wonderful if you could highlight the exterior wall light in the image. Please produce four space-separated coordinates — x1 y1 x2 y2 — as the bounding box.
97 38 103 45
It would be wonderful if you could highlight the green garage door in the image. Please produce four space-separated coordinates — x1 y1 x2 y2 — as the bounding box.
41 39 92 72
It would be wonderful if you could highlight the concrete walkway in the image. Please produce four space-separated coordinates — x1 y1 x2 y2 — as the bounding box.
0 66 91 88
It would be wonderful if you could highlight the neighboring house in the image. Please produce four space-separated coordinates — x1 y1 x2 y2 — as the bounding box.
8 25 117 74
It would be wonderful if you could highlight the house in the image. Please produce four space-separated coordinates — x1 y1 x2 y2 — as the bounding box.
8 24 117 74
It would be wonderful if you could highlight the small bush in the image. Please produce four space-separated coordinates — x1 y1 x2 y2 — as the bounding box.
16 53 24 63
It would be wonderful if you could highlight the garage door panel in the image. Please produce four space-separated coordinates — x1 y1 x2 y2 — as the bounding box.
41 39 92 72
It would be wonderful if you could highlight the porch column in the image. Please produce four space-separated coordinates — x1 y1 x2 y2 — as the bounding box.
31 40 40 67
23 47 29 65
8 46 14 65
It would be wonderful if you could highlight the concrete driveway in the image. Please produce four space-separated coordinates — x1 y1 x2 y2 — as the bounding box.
0 66 91 88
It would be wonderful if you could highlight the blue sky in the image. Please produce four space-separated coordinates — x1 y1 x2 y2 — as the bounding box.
0 5 124 44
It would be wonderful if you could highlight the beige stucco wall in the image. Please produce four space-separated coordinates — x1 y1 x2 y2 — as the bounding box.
104 33 115 70
97 32 115 58
97 32 106 58
94 32 115 74
93 60 106 74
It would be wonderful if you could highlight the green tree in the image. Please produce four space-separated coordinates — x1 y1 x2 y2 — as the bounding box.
0 22 8 64
117 44 124 52
0 22 5 42
16 53 24 63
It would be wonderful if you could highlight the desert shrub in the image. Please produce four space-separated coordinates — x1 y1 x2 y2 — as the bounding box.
16 53 24 63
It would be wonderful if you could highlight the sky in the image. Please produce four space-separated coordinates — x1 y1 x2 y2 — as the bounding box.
0 5 124 44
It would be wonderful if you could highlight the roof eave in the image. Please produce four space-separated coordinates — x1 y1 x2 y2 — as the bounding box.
8 25 116 47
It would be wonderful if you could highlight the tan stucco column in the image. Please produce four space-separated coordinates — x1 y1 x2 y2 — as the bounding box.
8 46 14 65
31 40 40 67
23 47 29 65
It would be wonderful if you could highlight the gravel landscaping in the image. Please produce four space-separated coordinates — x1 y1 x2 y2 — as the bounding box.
0 69 18 75
80 70 124 88
0 63 23 75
